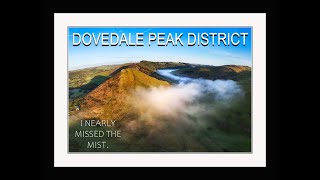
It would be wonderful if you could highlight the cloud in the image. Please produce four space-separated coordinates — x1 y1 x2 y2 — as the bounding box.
131 83 202 119
121 69 245 151
156 69 242 100
126 69 243 130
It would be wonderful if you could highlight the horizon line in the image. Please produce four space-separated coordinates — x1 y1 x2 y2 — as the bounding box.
69 60 252 71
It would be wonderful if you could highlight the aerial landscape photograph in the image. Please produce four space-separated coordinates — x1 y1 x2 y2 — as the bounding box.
68 27 252 152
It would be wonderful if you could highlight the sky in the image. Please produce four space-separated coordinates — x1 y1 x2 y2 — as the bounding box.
68 27 252 70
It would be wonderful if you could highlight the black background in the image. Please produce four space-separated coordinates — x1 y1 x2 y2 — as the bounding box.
40 0 280 179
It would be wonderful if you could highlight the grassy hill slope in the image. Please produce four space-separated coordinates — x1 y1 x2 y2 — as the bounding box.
70 68 170 121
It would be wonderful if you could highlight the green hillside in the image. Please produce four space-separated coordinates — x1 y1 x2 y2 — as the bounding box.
137 60 188 71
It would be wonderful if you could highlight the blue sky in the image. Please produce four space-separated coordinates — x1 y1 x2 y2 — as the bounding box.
68 27 252 70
